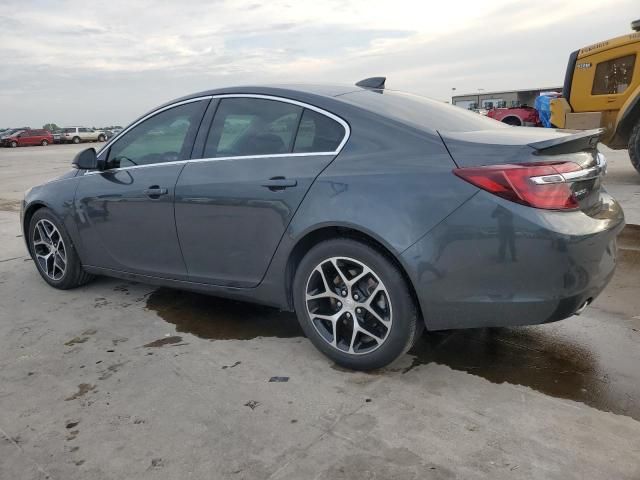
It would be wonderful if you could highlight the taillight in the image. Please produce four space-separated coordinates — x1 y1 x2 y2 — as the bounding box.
453 162 582 210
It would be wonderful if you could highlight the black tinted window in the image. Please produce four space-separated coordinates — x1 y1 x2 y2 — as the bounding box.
293 109 344 153
204 98 302 157
340 90 508 132
107 101 205 167
592 54 636 95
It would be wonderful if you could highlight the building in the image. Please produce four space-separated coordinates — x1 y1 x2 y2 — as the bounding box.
452 87 562 111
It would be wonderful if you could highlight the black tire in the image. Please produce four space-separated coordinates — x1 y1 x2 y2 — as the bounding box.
10 140 17 148
502 116 522 126
629 118 640 174
98 134 106 142
293 238 422 370
41 139 48 146
28 208 93 289
72 136 80 144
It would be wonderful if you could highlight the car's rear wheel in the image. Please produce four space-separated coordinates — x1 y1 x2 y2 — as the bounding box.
629 118 640 174
293 238 422 370
28 208 93 289
72 136 80 144
41 139 49 146
10 140 17 148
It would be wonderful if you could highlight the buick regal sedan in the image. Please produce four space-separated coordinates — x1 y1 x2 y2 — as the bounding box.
21 78 624 370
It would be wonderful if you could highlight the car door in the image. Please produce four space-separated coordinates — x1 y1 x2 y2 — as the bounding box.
20 130 35 146
74 99 209 279
175 96 348 287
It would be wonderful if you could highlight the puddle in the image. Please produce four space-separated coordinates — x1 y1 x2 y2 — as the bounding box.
146 287 639 420
145 288 302 340
407 324 640 420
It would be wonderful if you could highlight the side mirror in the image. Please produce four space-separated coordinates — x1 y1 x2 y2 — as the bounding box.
72 147 100 170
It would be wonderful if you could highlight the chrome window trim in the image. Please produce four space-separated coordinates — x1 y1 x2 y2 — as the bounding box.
92 93 351 175
84 151 337 175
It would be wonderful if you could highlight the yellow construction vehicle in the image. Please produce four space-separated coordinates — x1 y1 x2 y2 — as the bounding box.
551 19 640 173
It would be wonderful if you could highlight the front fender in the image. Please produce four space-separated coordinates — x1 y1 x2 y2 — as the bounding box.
22 173 82 257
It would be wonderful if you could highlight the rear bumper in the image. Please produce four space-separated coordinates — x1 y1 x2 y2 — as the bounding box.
401 190 624 330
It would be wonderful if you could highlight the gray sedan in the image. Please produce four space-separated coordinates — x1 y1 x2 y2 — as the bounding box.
20 78 624 370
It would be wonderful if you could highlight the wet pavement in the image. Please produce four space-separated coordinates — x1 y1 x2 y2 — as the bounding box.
143 280 640 421
145 287 302 340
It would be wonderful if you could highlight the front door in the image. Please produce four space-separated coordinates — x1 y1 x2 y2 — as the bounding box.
175 96 347 287
74 99 208 279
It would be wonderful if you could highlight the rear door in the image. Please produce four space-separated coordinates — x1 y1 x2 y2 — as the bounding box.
175 96 348 287
75 99 208 279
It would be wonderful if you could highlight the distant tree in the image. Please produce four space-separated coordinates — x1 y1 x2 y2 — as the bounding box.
43 123 59 132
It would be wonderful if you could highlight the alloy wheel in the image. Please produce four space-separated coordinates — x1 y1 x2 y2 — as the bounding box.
305 257 392 355
32 219 67 280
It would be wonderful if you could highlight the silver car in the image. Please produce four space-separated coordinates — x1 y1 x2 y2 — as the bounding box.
61 127 107 144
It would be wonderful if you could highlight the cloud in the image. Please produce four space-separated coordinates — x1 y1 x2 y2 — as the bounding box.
0 0 636 126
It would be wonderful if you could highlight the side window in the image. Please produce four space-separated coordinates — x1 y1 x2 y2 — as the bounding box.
204 98 302 158
79 127 90 133
592 54 636 95
293 109 345 153
107 101 205 167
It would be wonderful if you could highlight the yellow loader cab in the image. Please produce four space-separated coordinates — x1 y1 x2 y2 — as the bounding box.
551 20 640 173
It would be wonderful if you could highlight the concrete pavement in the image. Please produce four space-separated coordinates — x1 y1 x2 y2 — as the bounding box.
0 143 639 479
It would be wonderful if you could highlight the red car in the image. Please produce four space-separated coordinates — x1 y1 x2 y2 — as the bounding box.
2 129 54 148
487 106 541 127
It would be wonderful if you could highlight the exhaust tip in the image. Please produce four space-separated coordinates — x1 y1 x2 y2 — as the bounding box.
574 298 592 316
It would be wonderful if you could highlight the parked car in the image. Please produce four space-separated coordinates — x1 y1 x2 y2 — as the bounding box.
21 78 624 370
60 127 107 144
2 129 53 147
52 130 63 144
1 128 29 140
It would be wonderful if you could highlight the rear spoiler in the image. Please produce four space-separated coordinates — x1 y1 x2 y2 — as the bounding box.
529 128 603 155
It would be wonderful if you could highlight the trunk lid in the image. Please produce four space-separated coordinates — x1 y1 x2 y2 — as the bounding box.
439 127 606 215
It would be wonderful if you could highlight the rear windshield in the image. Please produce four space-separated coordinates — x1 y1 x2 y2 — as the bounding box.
339 90 508 132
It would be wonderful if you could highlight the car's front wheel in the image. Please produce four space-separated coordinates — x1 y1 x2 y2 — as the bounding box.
28 208 93 289
98 134 106 142
9 140 17 148
293 238 422 370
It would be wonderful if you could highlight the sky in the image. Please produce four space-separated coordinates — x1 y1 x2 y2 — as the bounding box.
0 0 637 128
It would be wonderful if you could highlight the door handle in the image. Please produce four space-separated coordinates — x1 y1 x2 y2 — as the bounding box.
261 177 297 191
143 186 169 198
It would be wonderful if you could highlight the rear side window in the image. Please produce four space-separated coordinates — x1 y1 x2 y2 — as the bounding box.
293 109 344 153
204 98 302 158
592 54 636 95
62 128 76 133
339 90 508 132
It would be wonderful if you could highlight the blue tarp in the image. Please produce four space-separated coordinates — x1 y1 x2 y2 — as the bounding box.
535 95 553 128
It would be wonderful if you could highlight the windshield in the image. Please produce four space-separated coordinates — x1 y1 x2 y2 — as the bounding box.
3 129 24 137
339 89 509 133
